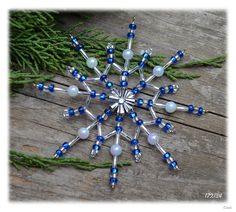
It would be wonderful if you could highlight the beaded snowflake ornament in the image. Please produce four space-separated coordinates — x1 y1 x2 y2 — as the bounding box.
35 17 206 189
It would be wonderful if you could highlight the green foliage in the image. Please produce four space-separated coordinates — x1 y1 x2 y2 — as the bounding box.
10 150 131 172
9 11 226 91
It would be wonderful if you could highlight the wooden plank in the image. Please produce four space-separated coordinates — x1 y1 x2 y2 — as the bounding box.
10 93 226 200
10 10 226 201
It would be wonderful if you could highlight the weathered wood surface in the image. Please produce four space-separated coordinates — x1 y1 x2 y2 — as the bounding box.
10 11 226 201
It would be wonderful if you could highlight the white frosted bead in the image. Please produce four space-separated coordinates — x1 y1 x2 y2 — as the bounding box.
165 101 177 113
153 66 164 77
110 144 122 156
78 127 89 139
86 57 98 68
147 133 159 145
67 85 79 97
122 49 134 60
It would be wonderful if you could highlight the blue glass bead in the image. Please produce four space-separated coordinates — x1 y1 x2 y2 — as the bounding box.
120 80 128 87
197 107 204 116
115 126 123 133
132 149 140 155
159 87 165 95
37 82 44 91
130 139 139 145
129 23 137 30
127 32 135 38
138 61 145 68
155 117 163 125
100 93 107 100
72 69 79 77
56 149 63 157
48 84 54 92
129 111 137 119
75 44 84 51
147 99 153 108
137 98 144 107
70 37 78 44
79 75 87 82
109 177 118 184
116 116 124 122
170 56 177 64
139 80 146 88
78 106 85 114
121 71 129 76
62 142 70 150
97 115 104 123
90 90 96 98
162 152 171 160
92 144 101 151
110 167 119 174
177 50 184 58
143 52 150 60
107 48 115 54
163 123 172 133
131 87 140 94
104 108 112 116
188 104 194 113
68 108 75 117
168 160 178 170
97 135 105 143
100 74 107 82
107 58 114 64
136 119 143 126
168 85 174 94
106 81 113 89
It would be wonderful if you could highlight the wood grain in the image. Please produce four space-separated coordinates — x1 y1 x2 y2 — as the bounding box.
10 10 226 201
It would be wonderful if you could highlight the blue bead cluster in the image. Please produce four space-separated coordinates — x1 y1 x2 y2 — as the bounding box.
136 119 143 126
97 115 104 123
106 81 113 89
155 117 163 125
121 71 129 76
107 47 115 64
188 105 204 116
70 36 84 51
100 93 107 100
129 111 137 119
116 115 124 122
79 106 85 114
63 142 70 150
163 123 172 133
115 126 123 133
97 135 105 143
168 160 178 170
170 50 185 64
104 108 112 117
139 80 146 88
68 108 75 117
110 167 119 174
90 90 96 98
71 69 79 77
131 87 140 94
48 84 54 92
137 98 144 107
100 74 107 82
120 80 128 87
162 152 171 161
147 99 153 108
37 82 44 91
92 144 101 151
79 75 87 82
130 139 139 145
127 32 135 39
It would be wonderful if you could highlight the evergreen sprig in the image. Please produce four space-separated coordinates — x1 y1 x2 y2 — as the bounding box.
10 11 226 91
10 150 131 172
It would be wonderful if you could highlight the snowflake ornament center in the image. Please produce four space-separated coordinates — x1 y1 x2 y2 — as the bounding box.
35 16 206 189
